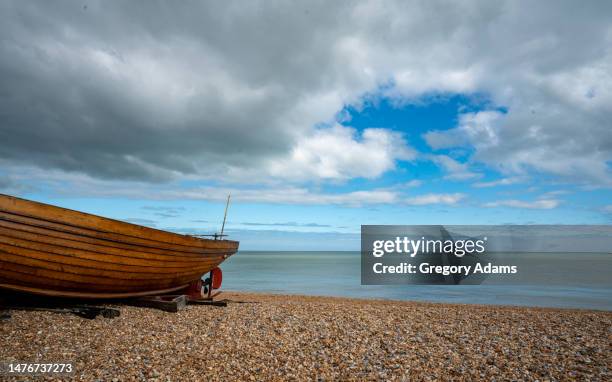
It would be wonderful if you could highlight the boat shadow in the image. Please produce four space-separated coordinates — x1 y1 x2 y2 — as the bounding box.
0 291 259 320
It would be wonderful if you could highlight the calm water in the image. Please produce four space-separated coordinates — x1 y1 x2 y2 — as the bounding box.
221 251 612 311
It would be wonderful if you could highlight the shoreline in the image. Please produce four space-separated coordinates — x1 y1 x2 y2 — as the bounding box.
223 289 612 313
2 292 610 381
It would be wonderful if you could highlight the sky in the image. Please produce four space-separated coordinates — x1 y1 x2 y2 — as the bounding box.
0 1 611 250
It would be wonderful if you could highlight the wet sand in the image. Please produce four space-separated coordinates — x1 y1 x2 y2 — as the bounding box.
1 292 610 381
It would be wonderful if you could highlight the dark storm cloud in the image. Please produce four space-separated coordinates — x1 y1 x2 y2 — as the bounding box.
0 1 351 181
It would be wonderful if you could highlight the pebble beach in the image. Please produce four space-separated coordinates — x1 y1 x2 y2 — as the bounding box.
1 292 610 381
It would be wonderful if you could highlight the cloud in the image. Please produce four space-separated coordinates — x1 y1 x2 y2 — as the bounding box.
404 193 466 205
426 107 612 185
0 1 610 188
241 222 332 228
0 176 17 192
141 206 185 218
2 164 410 205
402 180 423 188
0 174 31 194
265 125 414 181
173 187 399 206
123 218 158 227
203 229 361 251
429 155 481 181
141 206 186 212
3 163 481 208
424 111 503 151
539 190 570 198
484 199 561 209
473 177 524 188
602 205 612 214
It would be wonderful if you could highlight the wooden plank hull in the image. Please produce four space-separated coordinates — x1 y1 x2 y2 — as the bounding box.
0 194 239 298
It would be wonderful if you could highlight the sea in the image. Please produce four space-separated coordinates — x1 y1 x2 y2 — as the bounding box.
220 251 612 311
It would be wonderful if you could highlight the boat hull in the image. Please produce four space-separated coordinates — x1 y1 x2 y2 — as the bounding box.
0 194 239 298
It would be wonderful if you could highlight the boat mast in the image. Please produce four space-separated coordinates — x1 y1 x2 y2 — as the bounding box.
219 194 231 239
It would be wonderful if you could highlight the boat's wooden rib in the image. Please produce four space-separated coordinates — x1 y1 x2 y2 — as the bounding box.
0 196 228 249
0 225 227 265
0 218 223 260
0 194 239 298
0 237 223 272
0 211 223 255
0 248 221 277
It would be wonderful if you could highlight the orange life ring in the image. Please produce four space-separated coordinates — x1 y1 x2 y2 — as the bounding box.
211 267 223 290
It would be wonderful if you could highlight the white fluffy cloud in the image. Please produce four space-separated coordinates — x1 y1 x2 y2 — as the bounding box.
425 108 612 185
266 125 414 181
404 193 466 206
484 199 561 209
429 155 481 181
424 111 503 151
473 177 525 188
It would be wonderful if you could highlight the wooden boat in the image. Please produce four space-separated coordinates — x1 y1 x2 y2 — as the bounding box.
0 194 238 299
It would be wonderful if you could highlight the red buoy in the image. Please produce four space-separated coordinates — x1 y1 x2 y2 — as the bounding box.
211 267 223 290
